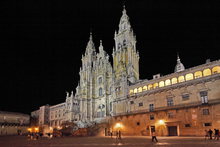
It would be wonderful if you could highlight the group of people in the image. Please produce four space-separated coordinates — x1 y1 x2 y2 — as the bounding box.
205 129 219 140
28 132 43 140
109 130 122 140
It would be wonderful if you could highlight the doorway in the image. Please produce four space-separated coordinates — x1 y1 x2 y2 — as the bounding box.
168 126 177 136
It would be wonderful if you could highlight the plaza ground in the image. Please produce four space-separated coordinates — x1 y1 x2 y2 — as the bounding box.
0 135 220 147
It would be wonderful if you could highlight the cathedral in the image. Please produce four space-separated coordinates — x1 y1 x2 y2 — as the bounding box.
31 6 220 136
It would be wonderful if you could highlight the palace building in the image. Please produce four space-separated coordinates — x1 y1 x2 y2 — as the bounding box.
31 6 220 136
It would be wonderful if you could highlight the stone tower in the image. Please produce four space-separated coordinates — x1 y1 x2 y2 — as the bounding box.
112 6 140 115
75 33 113 122
113 6 139 84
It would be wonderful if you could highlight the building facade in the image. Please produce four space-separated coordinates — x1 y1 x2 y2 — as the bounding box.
31 6 220 136
0 111 30 135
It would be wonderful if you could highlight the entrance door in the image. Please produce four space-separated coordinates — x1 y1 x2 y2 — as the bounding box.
168 126 178 136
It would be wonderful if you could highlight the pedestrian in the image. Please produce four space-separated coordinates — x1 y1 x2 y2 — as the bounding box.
204 130 208 140
208 129 213 140
118 130 121 139
214 129 219 140
151 131 158 142
110 131 113 138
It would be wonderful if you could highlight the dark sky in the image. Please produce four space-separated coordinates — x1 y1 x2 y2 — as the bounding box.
1 0 219 114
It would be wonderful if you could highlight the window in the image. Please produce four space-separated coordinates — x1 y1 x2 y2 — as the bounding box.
203 69 211 77
139 102 143 107
167 98 174 106
110 102 112 112
130 101 134 104
185 124 191 127
98 77 102 84
200 91 208 104
143 86 147 91
168 112 174 118
149 104 154 112
171 78 178 84
182 94 190 101
159 81 165 87
136 122 140 126
204 123 212 126
194 71 202 79
185 73 194 81
203 109 209 115
123 40 126 46
150 114 154 120
99 88 103 96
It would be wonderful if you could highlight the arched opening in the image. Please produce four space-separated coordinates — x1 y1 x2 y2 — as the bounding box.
138 87 142 93
194 71 202 79
143 86 147 91
185 73 194 81
148 84 153 90
153 83 158 89
212 66 220 74
171 78 178 84
203 68 211 77
159 81 165 87
178 76 185 83
129 90 133 95
165 79 171 86
134 88 138 94
99 88 103 96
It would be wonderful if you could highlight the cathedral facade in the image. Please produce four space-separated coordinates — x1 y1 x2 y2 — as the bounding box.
31 6 220 136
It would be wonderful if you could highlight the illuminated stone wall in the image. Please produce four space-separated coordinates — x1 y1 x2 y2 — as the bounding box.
110 70 220 136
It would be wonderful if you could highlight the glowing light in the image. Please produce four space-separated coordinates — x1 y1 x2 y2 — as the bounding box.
27 128 32 132
34 127 39 132
159 120 165 125
49 127 53 130
115 123 122 129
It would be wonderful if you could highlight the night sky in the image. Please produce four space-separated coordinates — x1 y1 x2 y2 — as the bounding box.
1 0 219 114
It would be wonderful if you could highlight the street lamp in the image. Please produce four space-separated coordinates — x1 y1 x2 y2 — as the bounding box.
159 120 165 125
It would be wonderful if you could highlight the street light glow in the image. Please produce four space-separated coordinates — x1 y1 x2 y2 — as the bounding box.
159 120 165 125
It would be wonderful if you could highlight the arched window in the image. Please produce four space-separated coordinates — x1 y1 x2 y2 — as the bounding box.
203 69 211 77
134 88 138 94
138 87 142 93
123 40 126 46
153 83 158 89
148 84 153 90
185 73 194 81
99 88 103 96
159 81 165 87
165 79 171 86
194 71 202 79
143 86 147 91
118 43 121 49
178 76 185 83
98 77 102 84
171 78 178 84
129 90 134 95
212 66 220 74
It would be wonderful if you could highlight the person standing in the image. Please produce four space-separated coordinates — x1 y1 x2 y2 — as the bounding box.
151 131 158 142
118 130 121 139
208 129 213 140
214 129 219 140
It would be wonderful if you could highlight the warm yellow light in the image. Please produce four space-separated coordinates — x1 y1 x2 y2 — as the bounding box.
34 127 39 132
49 127 53 130
159 120 165 125
27 128 32 132
115 123 122 129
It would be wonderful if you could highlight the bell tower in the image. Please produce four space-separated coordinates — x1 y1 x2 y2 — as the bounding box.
113 6 139 84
